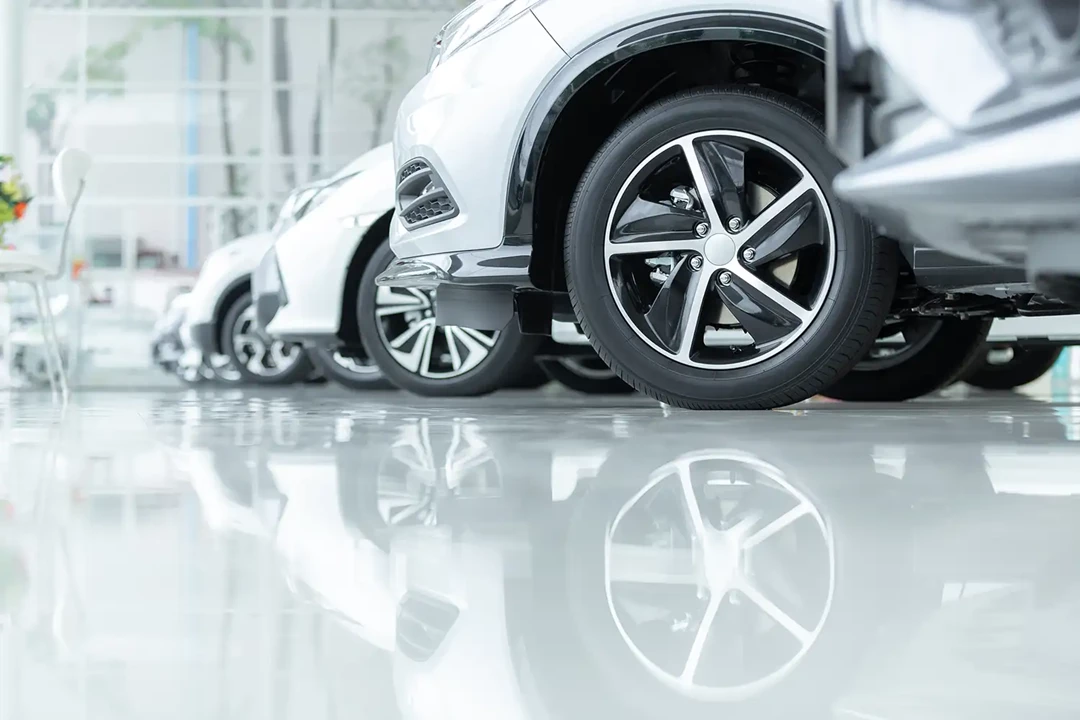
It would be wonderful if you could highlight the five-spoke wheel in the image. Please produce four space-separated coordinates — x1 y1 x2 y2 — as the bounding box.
565 88 897 409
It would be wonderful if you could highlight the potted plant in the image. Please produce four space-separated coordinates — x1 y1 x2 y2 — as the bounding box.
0 155 32 249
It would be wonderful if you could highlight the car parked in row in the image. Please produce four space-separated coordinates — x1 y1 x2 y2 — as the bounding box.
376 0 1080 409
254 143 632 397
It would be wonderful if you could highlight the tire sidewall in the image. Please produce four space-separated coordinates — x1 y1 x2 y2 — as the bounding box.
308 344 394 391
567 89 883 403
826 318 992 401
965 344 1063 390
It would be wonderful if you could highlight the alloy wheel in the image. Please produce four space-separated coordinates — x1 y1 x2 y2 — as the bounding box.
604 130 836 369
230 305 303 377
604 450 834 700
374 286 500 379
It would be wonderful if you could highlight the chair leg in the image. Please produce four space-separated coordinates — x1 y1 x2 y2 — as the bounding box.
39 280 69 403
1 280 11 389
31 281 65 401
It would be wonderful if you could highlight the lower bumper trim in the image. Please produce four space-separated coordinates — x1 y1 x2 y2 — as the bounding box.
188 322 218 355
375 258 449 289
255 292 281 332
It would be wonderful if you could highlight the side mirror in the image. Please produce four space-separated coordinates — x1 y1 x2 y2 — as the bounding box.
51 148 92 208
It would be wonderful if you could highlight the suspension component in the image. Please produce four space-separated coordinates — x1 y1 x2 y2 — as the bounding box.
671 186 696 211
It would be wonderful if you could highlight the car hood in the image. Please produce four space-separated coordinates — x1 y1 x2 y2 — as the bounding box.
332 142 393 182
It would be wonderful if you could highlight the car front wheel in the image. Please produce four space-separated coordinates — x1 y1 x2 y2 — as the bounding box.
564 87 898 410
220 292 312 385
358 239 542 397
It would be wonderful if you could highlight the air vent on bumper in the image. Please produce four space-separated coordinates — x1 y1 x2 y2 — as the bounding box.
396 158 459 230
396 591 460 662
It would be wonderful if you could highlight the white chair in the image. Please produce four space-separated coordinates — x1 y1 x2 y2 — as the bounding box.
0 148 91 400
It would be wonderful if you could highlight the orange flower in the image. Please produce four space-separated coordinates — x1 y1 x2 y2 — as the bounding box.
13 202 26 219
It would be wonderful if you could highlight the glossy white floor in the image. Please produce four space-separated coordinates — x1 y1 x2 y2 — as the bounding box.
1 385 1079 720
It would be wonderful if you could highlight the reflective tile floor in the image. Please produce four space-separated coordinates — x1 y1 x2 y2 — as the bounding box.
1 386 1079 719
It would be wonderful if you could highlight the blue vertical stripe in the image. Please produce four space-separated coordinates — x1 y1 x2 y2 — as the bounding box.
184 22 200 269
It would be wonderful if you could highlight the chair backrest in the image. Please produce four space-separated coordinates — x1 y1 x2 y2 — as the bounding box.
50 148 91 279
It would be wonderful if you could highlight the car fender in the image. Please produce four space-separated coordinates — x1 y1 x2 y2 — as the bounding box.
270 148 396 339
506 7 826 239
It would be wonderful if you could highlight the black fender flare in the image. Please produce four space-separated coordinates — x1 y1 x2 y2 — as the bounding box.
503 11 826 241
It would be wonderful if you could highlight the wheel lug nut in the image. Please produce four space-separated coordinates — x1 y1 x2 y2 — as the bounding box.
694 222 710 238
728 217 743 233
742 247 756 262
689 255 703 271
718 271 733 286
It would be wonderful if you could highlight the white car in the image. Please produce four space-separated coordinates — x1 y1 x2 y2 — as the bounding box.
255 143 632 396
377 0 1080 409
181 230 311 385
180 151 391 386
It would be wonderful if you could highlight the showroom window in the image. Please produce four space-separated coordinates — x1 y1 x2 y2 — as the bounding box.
21 0 460 270
3 0 462 387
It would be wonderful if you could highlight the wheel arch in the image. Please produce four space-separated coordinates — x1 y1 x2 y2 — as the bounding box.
509 12 826 292
338 210 395 346
213 276 252 354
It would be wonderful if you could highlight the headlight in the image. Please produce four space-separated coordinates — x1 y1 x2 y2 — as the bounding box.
272 186 319 236
428 0 546 71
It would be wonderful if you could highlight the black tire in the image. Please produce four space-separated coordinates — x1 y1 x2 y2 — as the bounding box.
358 238 543 397
564 87 898 410
307 344 395 391
537 357 635 394
824 317 992 402
220 291 313 385
511 362 553 389
963 344 1063 390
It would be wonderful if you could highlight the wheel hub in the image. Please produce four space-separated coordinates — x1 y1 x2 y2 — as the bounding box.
703 233 736 267
603 130 835 370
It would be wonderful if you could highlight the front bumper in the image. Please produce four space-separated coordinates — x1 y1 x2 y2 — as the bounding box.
388 10 567 261
252 247 285 333
375 245 534 332
150 332 184 369
186 322 218 356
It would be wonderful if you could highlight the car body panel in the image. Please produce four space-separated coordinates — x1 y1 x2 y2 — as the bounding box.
533 0 828 56
505 10 827 242
389 10 568 260
183 232 274 329
181 232 275 355
268 145 395 339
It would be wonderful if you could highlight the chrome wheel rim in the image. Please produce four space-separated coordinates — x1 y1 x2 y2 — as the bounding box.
856 318 943 371
374 286 499 379
231 305 303 377
604 131 836 369
604 450 834 701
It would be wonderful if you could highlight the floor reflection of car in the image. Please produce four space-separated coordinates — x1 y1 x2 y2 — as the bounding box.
375 409 1080 720
270 442 399 652
178 399 1079 720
